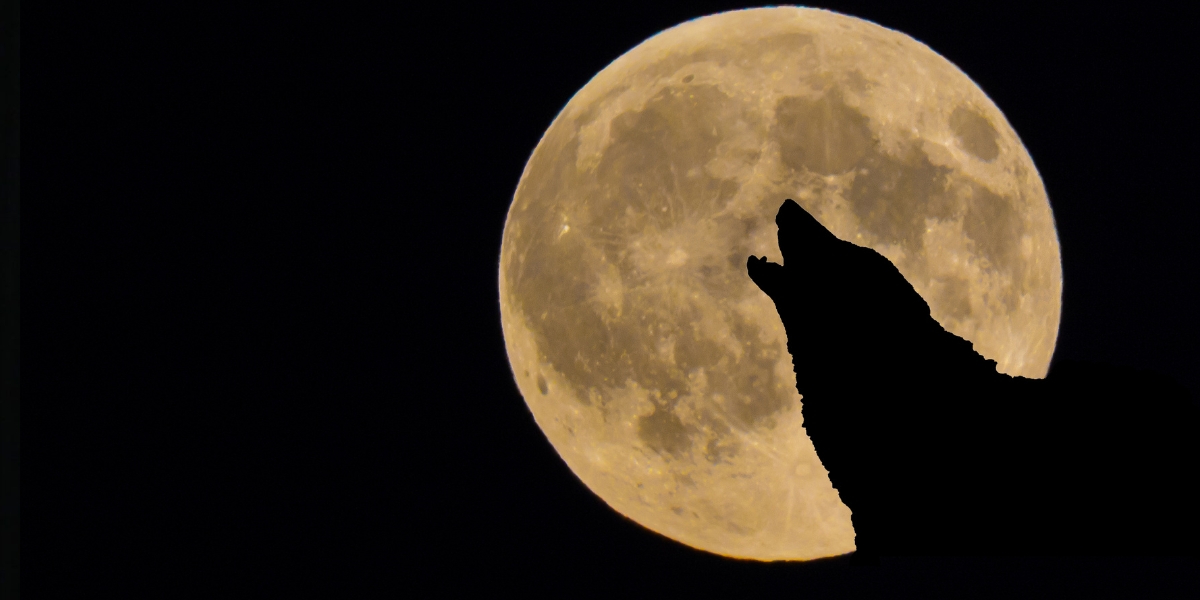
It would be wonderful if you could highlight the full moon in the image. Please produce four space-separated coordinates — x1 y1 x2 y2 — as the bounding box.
498 7 1062 560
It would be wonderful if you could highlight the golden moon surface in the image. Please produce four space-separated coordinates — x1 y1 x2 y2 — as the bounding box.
499 7 1062 560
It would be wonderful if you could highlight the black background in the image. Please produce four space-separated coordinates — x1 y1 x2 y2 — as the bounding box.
39 1 1197 595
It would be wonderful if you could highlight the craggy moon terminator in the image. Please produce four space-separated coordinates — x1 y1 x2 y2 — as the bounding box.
499 7 1062 560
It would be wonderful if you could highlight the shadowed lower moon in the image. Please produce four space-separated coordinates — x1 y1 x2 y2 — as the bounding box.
498 7 1062 560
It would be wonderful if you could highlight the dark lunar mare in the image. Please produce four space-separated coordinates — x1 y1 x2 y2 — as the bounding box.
748 199 1198 560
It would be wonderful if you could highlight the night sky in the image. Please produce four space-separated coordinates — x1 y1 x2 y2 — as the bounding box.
42 1 1198 594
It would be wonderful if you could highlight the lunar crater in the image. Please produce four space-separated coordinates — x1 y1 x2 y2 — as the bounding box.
950 105 1001 161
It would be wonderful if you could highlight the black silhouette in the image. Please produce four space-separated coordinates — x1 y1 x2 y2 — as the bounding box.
747 199 1197 561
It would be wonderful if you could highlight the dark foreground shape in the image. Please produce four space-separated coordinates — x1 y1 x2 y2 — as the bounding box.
747 199 1198 559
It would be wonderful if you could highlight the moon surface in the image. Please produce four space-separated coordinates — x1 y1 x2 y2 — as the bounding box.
499 7 1062 560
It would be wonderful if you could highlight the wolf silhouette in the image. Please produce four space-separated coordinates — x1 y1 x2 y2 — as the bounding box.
747 199 1197 559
